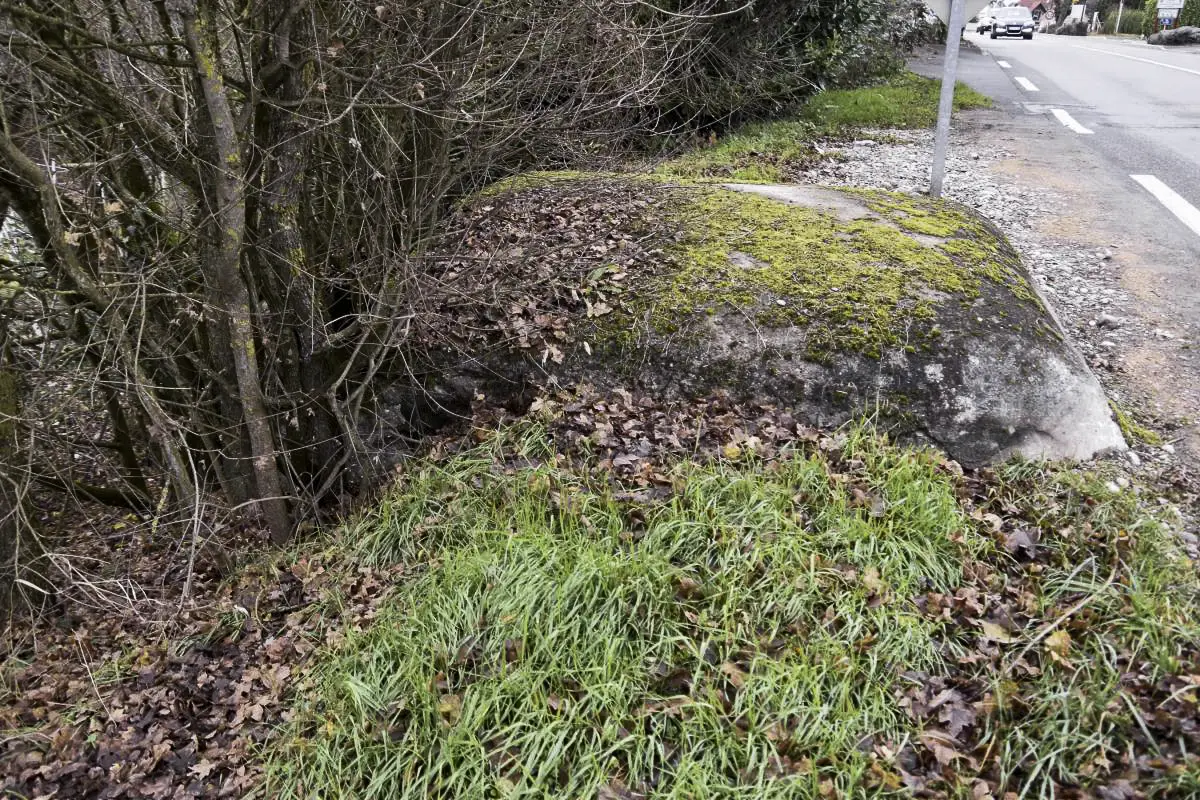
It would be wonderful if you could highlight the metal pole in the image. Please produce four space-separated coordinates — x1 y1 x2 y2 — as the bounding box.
1115 0 1124 33
930 0 967 198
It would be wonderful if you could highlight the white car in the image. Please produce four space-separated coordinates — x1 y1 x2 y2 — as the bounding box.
975 9 996 32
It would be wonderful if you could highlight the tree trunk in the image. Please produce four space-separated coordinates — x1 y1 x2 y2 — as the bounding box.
0 348 53 614
255 1 344 501
181 2 292 543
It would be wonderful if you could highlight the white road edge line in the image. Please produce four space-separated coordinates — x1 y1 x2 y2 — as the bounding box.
997 60 1012 69
1015 76 1039 91
1051 108 1094 135
1131 175 1200 239
1074 46 1200 77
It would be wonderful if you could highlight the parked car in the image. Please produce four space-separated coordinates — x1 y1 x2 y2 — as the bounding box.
990 6 1036 38
975 9 996 33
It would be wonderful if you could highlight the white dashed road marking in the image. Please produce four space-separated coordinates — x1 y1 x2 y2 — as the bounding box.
1132 175 1200 240
1051 108 1093 134
1074 46 1200 78
997 60 1012 69
1015 76 1039 91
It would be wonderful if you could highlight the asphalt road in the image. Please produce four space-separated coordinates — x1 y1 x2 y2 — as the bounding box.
964 31 1200 259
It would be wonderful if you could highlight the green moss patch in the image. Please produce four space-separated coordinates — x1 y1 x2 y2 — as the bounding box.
616 184 1035 361
472 170 598 199
1110 400 1163 446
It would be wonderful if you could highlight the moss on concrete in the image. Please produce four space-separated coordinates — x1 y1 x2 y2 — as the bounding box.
597 184 1039 362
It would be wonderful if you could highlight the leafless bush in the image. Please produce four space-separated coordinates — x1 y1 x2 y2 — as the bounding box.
0 0 911 609
0 0 705 600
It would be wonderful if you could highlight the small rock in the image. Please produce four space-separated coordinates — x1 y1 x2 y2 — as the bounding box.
1116 476 1130 489
1162 443 1175 454
1127 451 1141 467
1100 340 1116 349
1154 328 1175 339
1096 313 1123 330
1105 481 1121 493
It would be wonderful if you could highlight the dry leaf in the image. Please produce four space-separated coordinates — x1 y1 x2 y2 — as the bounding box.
972 779 995 799
1003 528 1038 557
862 566 884 594
719 661 748 689
1045 629 1072 665
919 732 961 766
979 621 1014 643
438 693 463 724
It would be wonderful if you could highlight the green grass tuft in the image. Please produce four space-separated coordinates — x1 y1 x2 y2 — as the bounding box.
979 460 1200 792
653 72 990 184
655 121 825 183
800 72 991 132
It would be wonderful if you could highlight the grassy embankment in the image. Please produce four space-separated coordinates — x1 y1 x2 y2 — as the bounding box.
258 76 1198 798
263 421 1199 798
658 72 990 184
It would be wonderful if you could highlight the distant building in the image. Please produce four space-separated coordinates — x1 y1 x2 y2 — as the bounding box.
1016 0 1052 19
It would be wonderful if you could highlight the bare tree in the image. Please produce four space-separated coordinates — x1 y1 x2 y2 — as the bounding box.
0 0 698 568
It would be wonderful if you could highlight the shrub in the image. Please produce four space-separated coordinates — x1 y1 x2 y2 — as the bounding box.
1102 8 1147 31
652 0 933 126
0 0 930 565
1180 0 1200 26
1144 0 1159 34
